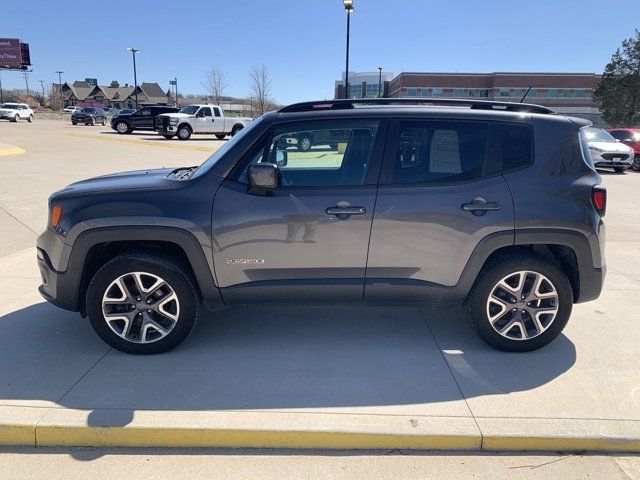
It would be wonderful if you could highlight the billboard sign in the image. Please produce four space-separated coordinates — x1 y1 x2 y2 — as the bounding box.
85 78 98 86
0 38 22 67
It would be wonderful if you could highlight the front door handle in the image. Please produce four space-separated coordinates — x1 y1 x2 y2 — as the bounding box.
461 197 502 216
326 206 366 219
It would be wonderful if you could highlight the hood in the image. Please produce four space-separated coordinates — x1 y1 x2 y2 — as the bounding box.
158 112 193 119
588 141 632 153
54 168 177 198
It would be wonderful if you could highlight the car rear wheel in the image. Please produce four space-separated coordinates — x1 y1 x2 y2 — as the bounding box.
115 121 130 134
632 155 640 172
12 114 18 122
28 114 33 123
466 253 573 352
215 134 226 140
177 125 192 140
297 134 312 151
231 125 243 137
86 253 200 354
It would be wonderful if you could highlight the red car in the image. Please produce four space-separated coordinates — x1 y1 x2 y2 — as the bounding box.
607 128 640 171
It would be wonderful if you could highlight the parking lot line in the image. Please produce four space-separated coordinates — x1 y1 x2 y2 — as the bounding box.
65 132 219 153
0 143 26 157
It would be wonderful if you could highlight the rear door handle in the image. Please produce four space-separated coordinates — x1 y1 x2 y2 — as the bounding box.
326 206 366 217
461 198 502 216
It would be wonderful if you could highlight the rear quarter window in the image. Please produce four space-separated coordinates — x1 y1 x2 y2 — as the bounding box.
501 123 533 171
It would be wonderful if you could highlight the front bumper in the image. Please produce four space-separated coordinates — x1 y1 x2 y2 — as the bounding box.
591 150 632 169
36 229 81 312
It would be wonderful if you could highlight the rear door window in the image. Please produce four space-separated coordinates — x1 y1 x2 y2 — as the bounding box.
384 120 499 184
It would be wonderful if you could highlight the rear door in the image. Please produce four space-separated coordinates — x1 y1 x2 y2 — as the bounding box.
212 118 387 303
365 118 516 301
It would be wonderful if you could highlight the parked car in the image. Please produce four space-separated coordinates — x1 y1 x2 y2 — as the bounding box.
37 98 606 354
63 106 81 113
607 128 640 171
583 127 633 173
71 107 107 126
0 103 34 122
110 106 179 134
118 109 136 115
155 104 250 140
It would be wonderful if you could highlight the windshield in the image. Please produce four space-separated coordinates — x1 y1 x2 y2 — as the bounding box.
192 118 261 177
583 127 616 143
81 107 95 113
179 105 199 115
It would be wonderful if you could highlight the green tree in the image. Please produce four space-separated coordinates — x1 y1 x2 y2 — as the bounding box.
595 29 640 126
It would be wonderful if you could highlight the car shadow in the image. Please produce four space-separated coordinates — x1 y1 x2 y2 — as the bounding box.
0 302 576 426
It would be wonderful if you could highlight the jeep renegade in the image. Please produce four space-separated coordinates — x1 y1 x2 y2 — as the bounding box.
37 98 606 354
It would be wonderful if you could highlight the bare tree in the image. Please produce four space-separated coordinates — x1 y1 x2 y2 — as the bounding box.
203 66 228 105
249 64 273 116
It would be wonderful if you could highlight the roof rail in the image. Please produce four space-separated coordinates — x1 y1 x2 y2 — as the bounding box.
279 97 556 115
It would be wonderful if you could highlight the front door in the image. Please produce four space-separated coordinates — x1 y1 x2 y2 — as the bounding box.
194 107 213 133
365 119 518 301
212 119 386 303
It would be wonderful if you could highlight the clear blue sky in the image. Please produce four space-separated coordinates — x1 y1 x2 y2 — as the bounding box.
2 0 638 104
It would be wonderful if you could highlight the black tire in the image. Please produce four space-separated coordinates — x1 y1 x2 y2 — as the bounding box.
231 125 243 137
632 156 640 172
297 134 312 151
72 121 77 125
177 124 192 140
28 114 33 123
115 121 130 134
101 117 106 126
89 118 94 126
466 252 573 352
614 167 626 173
163 134 175 140
86 252 200 354
12 114 18 123
215 134 226 140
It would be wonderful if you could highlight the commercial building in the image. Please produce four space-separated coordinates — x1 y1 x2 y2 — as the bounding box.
334 71 393 99
335 71 604 126
55 80 173 109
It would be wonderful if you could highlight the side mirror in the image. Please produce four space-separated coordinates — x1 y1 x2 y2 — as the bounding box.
197 111 205 118
248 163 279 194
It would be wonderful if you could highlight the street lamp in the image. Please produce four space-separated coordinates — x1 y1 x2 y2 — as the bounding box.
170 77 178 108
55 71 64 110
377 65 383 98
343 0 353 99
127 47 140 108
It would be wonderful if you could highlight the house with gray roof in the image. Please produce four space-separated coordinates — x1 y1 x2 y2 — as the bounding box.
59 80 171 109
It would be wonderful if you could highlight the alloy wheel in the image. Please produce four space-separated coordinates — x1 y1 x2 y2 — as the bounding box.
101 271 180 344
116 122 128 133
485 270 559 341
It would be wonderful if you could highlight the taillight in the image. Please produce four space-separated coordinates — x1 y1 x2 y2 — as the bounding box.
591 186 606 217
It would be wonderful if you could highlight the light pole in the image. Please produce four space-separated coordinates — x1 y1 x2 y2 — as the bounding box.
170 77 178 107
377 65 383 98
0 71 3 104
343 0 353 99
127 47 140 108
55 71 64 110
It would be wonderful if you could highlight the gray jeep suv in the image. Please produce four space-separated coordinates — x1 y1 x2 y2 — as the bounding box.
37 98 606 354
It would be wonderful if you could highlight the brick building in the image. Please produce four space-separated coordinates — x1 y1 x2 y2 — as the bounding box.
335 72 604 126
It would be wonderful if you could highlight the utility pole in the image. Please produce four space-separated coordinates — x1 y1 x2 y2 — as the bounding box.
0 71 3 104
39 80 46 99
23 70 30 95
55 71 64 110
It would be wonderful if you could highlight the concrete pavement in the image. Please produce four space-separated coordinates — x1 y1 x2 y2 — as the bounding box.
0 120 639 452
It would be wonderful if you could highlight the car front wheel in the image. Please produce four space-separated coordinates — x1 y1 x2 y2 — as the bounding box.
632 155 640 172
466 253 573 352
12 114 18 122
177 125 192 140
86 253 200 354
115 121 130 134
28 114 33 123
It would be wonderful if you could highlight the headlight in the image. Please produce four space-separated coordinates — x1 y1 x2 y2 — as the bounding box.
589 145 604 152
169 118 179 125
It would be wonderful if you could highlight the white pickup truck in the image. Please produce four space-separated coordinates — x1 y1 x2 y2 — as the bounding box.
154 104 251 140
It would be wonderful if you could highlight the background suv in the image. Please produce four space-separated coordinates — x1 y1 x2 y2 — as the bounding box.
0 103 34 122
37 98 606 355
71 107 106 126
111 106 179 134
608 128 640 171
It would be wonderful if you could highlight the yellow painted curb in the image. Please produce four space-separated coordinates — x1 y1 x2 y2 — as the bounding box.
483 435 640 453
65 132 219 152
0 146 26 156
35 426 480 450
0 424 35 446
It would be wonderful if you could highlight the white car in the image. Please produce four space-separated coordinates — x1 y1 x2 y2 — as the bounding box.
0 103 34 122
154 104 251 140
584 127 634 173
63 106 81 113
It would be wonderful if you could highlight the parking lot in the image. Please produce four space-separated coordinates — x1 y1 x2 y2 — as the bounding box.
0 119 639 452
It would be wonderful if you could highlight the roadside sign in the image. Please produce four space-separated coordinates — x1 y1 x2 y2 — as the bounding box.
0 38 22 68
85 78 98 86
169 80 177 85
